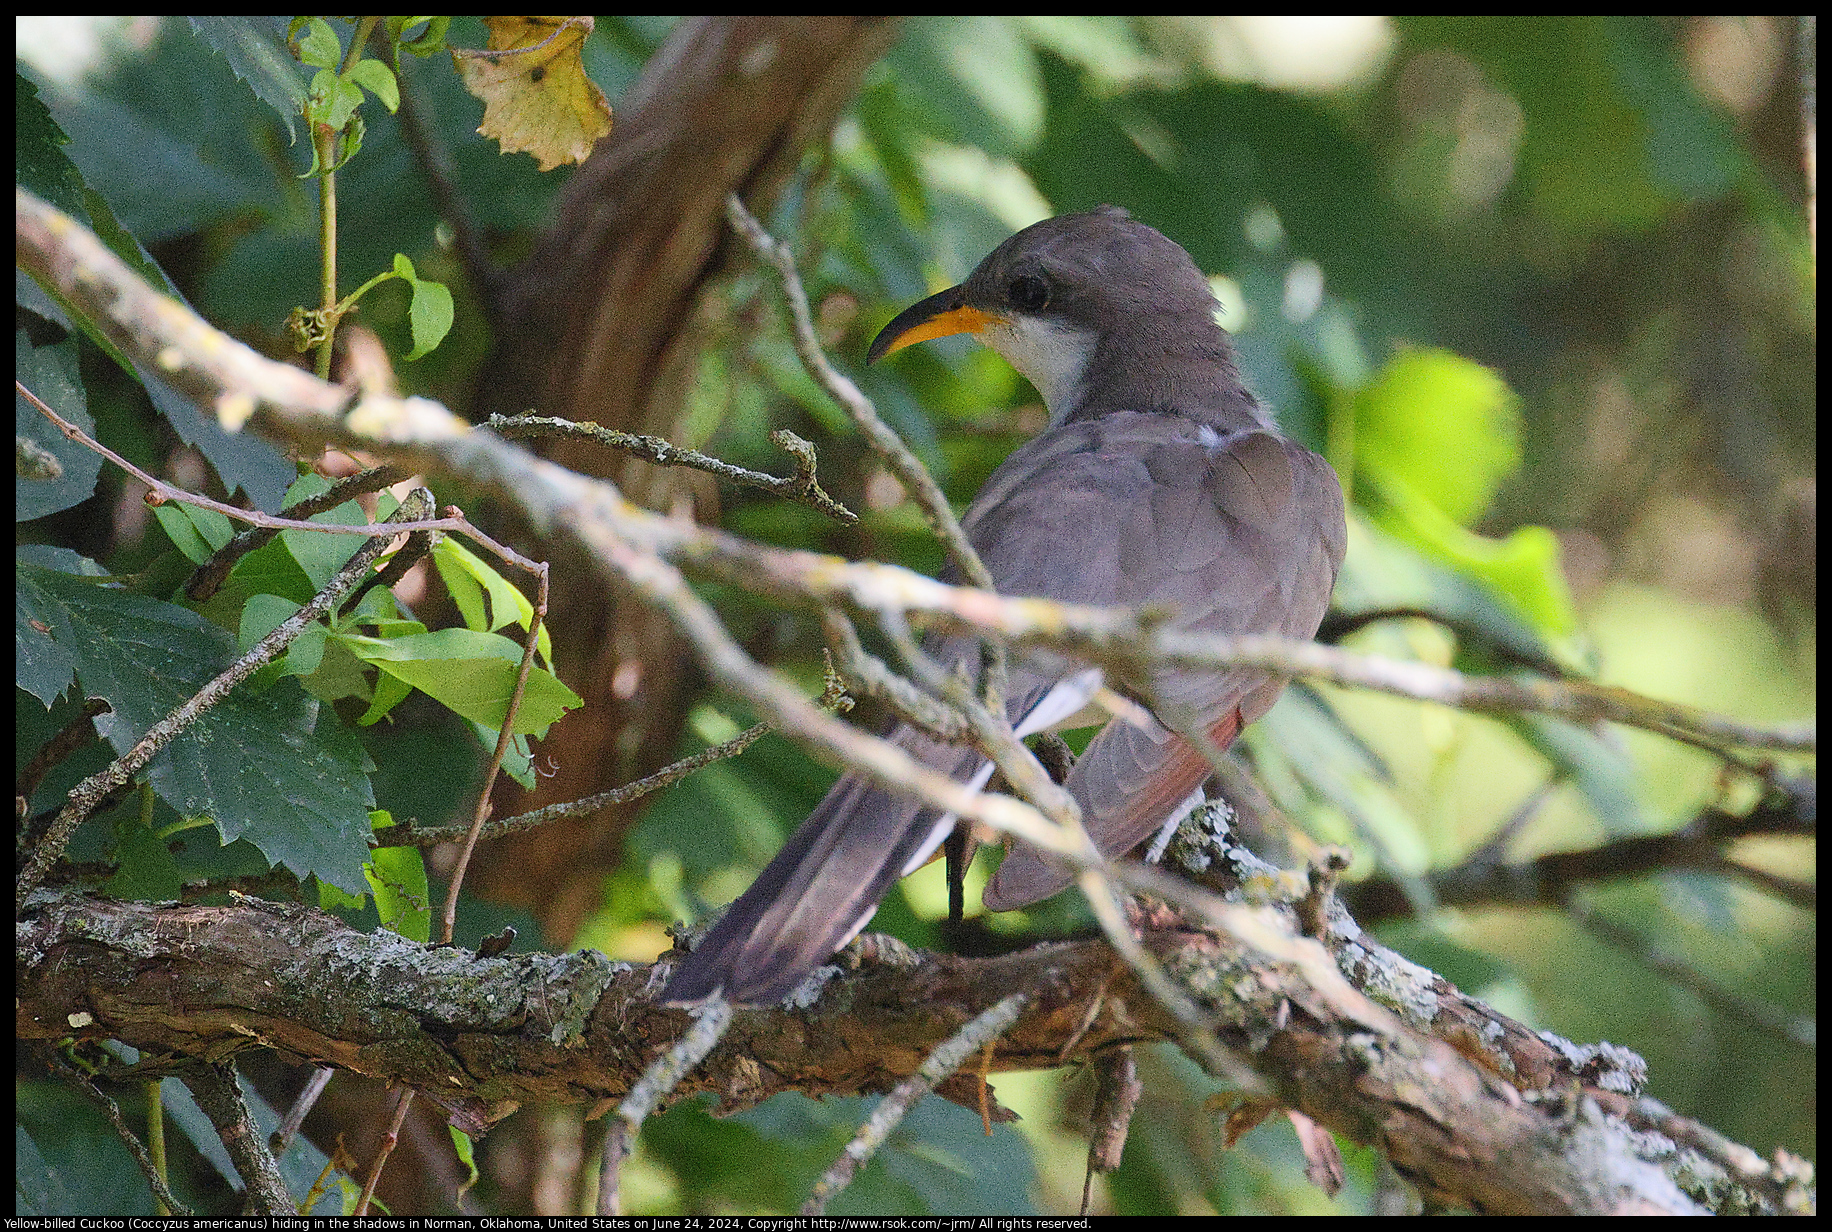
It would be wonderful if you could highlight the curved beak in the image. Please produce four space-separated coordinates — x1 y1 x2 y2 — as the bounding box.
866 285 1001 365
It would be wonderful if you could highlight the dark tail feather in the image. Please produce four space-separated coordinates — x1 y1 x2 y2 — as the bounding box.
662 758 964 1006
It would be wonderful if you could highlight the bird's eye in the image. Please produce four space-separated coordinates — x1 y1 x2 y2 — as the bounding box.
1007 274 1050 312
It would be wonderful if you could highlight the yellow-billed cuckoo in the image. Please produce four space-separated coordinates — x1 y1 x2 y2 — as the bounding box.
664 206 1345 1005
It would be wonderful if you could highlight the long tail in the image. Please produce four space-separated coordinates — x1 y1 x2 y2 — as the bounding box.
662 741 974 1005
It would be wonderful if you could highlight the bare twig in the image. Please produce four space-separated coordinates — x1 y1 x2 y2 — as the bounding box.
1082 1046 1142 1214
599 998 734 1215
24 386 539 575
16 697 110 802
354 1086 413 1216
185 462 412 601
60 1066 194 1217
490 414 857 524
438 563 549 945
270 1067 336 1157
373 720 772 849
370 669 864 851
724 192 1012 724
801 993 1029 1215
722 193 984 587
17 189 1808 761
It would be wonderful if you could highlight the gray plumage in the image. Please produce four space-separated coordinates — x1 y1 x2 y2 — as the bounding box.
663 207 1345 1005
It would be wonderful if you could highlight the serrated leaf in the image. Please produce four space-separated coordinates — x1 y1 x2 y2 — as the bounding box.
17 563 373 893
16 331 103 523
187 15 309 143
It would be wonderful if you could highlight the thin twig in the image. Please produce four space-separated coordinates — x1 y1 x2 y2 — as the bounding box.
185 462 411 601
722 194 984 587
490 414 857 525
61 1067 194 1217
373 667 864 851
375 720 772 849
724 192 1011 724
819 608 970 743
24 386 540 574
16 697 110 802
270 1066 336 1157
354 1086 414 1216
438 563 549 945
17 191 1808 758
599 997 735 1215
801 993 1029 1215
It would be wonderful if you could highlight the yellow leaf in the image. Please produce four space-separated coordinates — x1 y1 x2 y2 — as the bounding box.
453 16 613 171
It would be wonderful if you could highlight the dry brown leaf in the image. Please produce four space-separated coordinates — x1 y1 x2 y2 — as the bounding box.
1287 1109 1347 1197
453 16 613 171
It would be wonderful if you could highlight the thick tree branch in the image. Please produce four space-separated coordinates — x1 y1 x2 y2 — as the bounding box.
21 889 1806 1214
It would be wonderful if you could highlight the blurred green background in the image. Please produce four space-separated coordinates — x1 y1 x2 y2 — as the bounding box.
18 15 1813 1216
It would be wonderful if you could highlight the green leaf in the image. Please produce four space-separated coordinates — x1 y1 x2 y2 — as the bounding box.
448 1124 479 1200
152 502 237 563
391 17 452 57
324 76 365 133
151 505 213 563
296 17 341 71
106 815 187 901
365 836 431 942
437 542 489 631
355 666 415 727
187 16 310 144
1368 476 1578 634
404 276 454 361
238 593 327 677
17 563 374 893
1352 347 1521 527
332 628 581 736
430 538 550 661
16 331 102 523
347 58 399 113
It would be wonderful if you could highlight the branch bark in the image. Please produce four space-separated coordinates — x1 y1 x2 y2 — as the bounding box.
23 890 1795 1215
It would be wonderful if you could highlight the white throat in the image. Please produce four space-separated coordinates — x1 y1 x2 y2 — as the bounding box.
980 314 1098 428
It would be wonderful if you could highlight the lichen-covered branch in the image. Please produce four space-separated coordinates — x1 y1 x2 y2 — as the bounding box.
22 890 1808 1214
